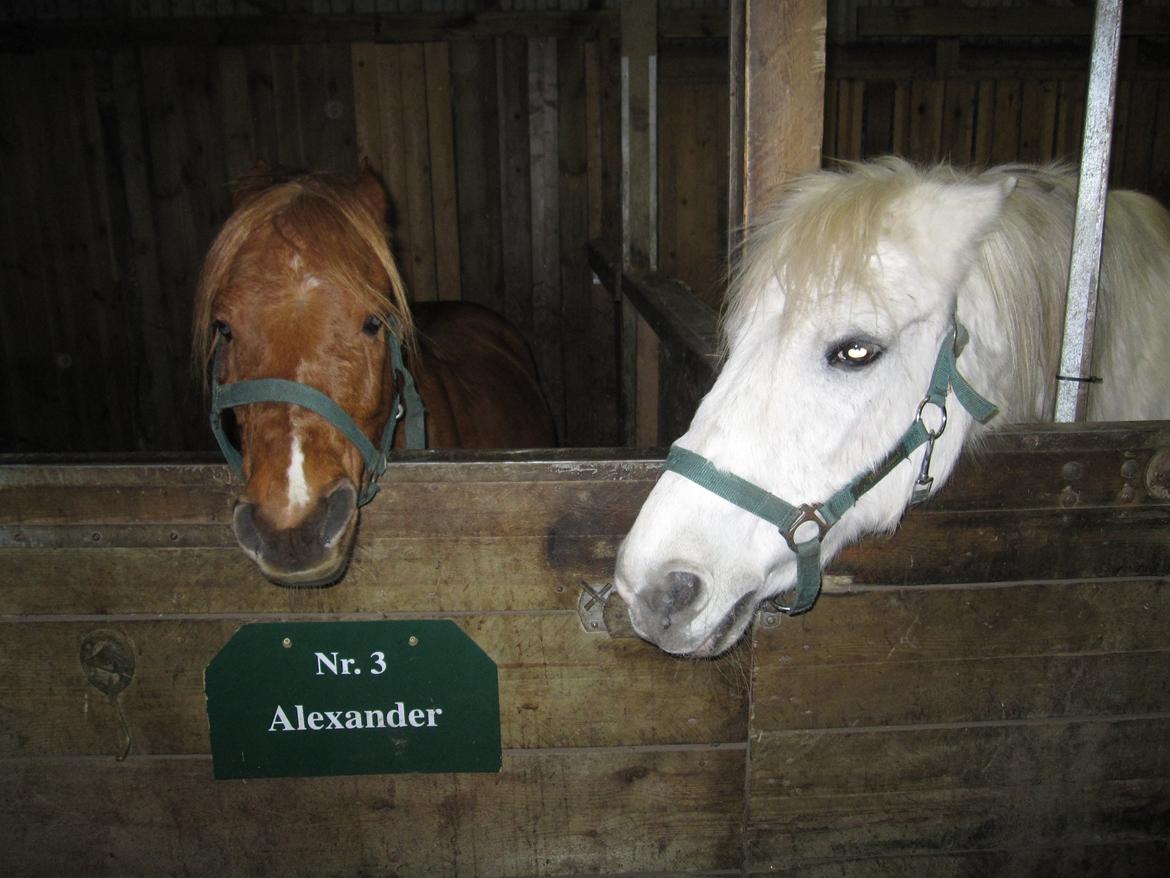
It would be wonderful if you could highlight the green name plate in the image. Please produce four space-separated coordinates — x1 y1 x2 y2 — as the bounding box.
205 620 501 779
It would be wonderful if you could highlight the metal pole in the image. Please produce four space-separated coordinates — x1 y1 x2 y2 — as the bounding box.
1053 0 1123 422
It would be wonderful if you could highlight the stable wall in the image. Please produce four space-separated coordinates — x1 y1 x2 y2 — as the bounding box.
0 2 730 454
2 421 1168 874
0 7 617 452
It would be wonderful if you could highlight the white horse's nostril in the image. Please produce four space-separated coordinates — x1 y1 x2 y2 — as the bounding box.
666 570 702 611
647 569 704 617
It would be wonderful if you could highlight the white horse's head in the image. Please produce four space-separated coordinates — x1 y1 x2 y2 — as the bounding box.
617 160 1020 656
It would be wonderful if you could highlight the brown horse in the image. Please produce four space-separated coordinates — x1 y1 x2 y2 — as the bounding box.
193 167 555 587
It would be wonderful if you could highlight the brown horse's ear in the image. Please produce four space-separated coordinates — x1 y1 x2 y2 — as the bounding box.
230 159 277 208
356 158 389 223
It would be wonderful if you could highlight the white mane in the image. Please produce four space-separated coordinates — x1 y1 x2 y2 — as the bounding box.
725 157 1169 422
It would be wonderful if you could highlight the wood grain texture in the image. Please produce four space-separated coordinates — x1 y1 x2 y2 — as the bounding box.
740 0 826 228
746 845 1170 878
0 749 745 877
748 567 1170 870
0 615 747 757
2 418 1169 874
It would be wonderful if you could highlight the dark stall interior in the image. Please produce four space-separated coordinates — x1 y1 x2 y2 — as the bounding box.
2 0 1168 454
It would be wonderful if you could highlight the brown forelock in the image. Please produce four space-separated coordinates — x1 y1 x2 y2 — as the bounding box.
192 173 415 388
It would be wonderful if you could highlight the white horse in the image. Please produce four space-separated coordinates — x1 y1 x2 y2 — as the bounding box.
616 158 1170 657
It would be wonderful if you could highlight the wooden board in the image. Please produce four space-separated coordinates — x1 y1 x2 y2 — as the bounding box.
0 615 747 757
0 750 745 877
2 419 1169 874
0 451 749 876
747 565 1170 870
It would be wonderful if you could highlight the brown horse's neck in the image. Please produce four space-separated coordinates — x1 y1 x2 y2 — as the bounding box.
402 302 556 449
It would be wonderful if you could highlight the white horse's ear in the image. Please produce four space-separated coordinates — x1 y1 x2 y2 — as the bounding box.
904 177 1016 281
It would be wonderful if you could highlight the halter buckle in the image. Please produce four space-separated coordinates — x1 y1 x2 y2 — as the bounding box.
912 398 948 506
782 503 830 552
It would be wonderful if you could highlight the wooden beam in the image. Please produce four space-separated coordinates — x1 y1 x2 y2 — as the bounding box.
0 9 731 53
730 0 827 251
620 1 659 447
858 7 1170 40
828 43 1170 82
591 238 719 448
589 238 719 375
0 12 605 51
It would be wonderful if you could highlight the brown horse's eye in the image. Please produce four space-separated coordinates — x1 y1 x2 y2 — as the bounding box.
362 315 382 337
213 320 232 340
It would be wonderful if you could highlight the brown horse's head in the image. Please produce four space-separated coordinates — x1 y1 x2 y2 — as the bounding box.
193 167 414 587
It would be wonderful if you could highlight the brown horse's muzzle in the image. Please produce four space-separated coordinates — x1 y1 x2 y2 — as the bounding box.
231 481 358 587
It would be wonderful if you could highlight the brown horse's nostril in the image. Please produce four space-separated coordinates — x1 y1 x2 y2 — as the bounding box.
232 501 264 561
320 481 357 548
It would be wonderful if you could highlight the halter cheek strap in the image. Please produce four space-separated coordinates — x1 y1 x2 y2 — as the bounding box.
664 321 998 616
209 324 426 507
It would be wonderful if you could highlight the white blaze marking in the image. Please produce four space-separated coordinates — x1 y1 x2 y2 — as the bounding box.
286 435 311 511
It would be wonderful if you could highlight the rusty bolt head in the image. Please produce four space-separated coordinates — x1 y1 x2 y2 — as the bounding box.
79 630 135 698
1147 448 1170 501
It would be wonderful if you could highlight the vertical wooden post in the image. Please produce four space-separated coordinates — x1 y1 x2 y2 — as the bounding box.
620 0 659 446
734 2 827 868
729 0 827 259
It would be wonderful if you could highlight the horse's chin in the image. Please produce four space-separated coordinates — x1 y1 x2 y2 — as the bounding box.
630 590 759 658
257 551 353 589
250 526 357 589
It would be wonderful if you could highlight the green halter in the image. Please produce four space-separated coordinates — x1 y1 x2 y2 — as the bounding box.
664 321 998 616
209 324 426 507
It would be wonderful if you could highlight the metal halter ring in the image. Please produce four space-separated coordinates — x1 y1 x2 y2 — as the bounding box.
915 397 949 439
781 503 830 552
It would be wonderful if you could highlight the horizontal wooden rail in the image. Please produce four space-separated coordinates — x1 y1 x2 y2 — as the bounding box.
589 237 720 443
857 7 1170 39
829 43 1170 81
587 237 720 381
0 9 726 52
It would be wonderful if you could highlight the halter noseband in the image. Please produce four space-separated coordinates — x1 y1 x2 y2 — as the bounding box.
664 321 999 616
209 323 426 507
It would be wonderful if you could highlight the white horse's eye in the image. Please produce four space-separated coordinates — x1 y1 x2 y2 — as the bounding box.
829 340 883 368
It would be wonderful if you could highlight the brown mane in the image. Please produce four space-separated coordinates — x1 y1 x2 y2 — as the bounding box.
191 172 414 385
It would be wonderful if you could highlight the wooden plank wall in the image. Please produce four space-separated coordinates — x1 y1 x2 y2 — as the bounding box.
1 5 689 454
1 421 1168 874
0 451 751 876
824 14 1170 208
658 39 729 312
347 32 614 448
825 71 1170 200
747 421 1170 874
